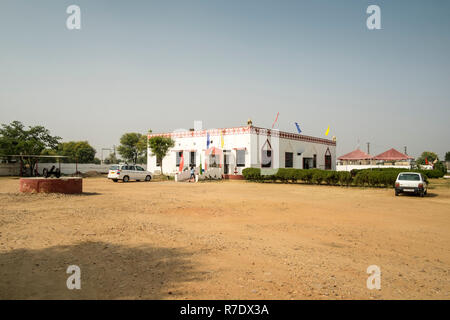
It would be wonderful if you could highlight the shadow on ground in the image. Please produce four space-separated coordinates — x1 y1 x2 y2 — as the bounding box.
0 241 202 299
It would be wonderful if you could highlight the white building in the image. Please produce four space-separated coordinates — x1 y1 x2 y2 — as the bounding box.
147 122 336 177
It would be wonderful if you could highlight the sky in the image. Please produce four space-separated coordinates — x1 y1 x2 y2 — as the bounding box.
0 0 449 159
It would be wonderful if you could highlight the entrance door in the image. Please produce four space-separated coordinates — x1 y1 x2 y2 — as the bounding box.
325 148 332 170
224 151 229 174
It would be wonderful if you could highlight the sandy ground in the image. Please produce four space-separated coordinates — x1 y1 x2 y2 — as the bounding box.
0 176 449 300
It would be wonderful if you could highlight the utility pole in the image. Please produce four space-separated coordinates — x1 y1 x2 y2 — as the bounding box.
404 146 407 155
367 142 370 155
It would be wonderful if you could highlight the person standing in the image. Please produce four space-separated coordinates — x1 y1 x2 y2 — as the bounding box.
189 166 196 182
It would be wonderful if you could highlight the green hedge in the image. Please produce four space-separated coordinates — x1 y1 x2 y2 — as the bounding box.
242 167 444 188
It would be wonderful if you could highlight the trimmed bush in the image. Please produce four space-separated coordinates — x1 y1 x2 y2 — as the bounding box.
242 167 442 187
242 168 262 181
338 171 352 186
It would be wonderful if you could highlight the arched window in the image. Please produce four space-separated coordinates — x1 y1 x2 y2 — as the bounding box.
325 148 332 170
261 139 272 168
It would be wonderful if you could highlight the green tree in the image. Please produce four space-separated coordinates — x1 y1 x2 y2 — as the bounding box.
0 121 61 176
39 148 59 163
104 152 121 165
148 136 175 175
57 141 97 163
445 151 450 162
416 151 439 165
117 133 147 164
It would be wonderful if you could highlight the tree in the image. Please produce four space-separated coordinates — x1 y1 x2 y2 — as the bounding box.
445 152 450 162
117 133 147 164
148 136 175 175
40 148 59 163
416 151 439 165
0 121 61 176
103 153 121 165
57 141 96 163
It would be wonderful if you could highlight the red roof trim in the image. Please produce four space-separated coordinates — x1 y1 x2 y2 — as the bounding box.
149 126 336 146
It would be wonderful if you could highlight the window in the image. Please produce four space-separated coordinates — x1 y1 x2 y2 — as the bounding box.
129 166 136 171
190 151 196 166
236 149 246 167
109 165 119 170
262 150 272 168
176 151 183 167
303 157 313 169
399 173 420 181
285 152 293 168
136 166 145 171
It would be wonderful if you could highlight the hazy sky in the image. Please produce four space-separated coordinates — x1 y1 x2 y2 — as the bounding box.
1 0 449 159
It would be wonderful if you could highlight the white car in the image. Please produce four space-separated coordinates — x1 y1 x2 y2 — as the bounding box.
107 164 152 182
395 172 427 197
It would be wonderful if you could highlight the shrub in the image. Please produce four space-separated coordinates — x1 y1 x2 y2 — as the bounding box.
301 169 313 184
276 168 293 183
354 170 369 187
338 171 352 186
324 171 339 185
312 169 325 185
242 168 262 181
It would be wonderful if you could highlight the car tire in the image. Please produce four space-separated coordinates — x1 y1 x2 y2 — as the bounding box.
123 176 130 183
419 191 424 197
424 189 427 195
145 175 151 182
395 190 399 196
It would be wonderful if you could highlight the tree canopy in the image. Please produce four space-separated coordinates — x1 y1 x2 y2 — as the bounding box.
56 141 97 163
0 121 61 175
148 136 175 174
416 151 439 165
117 132 147 164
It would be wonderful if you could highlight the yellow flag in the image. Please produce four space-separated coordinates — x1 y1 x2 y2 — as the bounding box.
220 130 224 148
325 126 330 136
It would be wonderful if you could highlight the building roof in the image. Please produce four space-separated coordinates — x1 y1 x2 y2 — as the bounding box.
373 148 413 161
148 125 336 146
338 149 373 161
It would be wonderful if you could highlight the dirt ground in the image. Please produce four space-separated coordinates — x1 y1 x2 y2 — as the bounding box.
0 176 449 300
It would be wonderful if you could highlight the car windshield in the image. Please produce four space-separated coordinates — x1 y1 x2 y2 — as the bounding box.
109 165 119 170
399 173 420 181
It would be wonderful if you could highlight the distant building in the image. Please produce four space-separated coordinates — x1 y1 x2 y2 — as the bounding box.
337 148 414 171
337 149 374 165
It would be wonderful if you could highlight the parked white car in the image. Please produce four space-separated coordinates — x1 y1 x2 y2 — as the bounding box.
107 164 152 182
395 172 427 197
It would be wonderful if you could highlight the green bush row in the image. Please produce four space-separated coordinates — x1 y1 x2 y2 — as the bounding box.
242 167 444 188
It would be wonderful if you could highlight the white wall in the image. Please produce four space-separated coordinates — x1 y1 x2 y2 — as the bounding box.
336 164 411 172
0 163 146 176
148 128 336 174
148 131 251 175
0 163 20 176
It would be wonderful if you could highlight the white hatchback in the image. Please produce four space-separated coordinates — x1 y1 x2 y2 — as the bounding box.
107 164 152 182
395 172 427 197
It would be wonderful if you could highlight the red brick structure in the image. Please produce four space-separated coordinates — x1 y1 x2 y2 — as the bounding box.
19 178 82 194
223 174 244 180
